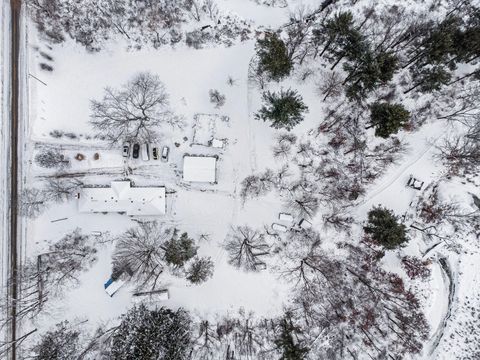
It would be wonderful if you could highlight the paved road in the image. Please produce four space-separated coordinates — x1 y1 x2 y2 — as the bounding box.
8 0 21 358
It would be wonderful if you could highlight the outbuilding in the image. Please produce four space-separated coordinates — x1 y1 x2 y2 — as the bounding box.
183 155 217 183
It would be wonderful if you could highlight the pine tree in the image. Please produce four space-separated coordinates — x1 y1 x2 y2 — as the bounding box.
32 321 80 360
108 305 192 360
186 256 214 284
164 232 198 268
364 206 408 249
345 50 398 101
274 314 308 360
405 65 452 94
369 102 410 138
256 89 308 130
256 32 293 81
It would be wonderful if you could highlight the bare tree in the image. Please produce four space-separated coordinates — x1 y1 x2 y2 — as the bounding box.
90 72 180 145
316 71 342 101
272 132 297 160
20 188 49 218
224 226 270 272
112 221 173 290
43 178 84 203
437 120 480 174
240 169 275 200
0 229 97 329
284 187 319 219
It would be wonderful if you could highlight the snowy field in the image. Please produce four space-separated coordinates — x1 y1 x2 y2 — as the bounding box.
10 0 480 358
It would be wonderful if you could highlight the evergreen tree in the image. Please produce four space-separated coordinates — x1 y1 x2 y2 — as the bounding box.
31 321 80 360
274 314 308 360
369 102 410 138
345 51 398 101
364 206 408 249
256 32 293 81
186 256 214 284
256 89 308 130
313 11 356 58
406 65 452 94
164 232 198 268
108 305 192 360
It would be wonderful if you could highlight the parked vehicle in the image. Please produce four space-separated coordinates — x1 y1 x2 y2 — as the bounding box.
132 143 140 159
141 143 150 161
161 146 169 162
122 143 130 157
152 147 159 160
104 278 125 297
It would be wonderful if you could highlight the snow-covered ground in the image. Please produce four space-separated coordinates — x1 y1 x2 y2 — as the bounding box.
16 0 480 358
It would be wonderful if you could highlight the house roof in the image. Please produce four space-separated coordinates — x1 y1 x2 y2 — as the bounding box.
78 181 165 216
183 156 217 183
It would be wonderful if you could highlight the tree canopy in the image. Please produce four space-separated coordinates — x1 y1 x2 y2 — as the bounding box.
108 305 192 360
364 206 408 249
369 102 410 138
256 32 293 81
256 89 308 130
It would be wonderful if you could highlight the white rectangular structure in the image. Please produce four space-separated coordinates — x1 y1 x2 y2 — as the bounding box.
105 279 125 297
272 223 288 232
278 213 294 223
78 181 165 216
183 156 217 183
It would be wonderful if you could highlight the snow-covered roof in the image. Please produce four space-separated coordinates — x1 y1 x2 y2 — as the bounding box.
78 181 166 216
183 156 217 183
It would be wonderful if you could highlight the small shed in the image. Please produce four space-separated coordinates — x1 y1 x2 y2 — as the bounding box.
278 213 294 224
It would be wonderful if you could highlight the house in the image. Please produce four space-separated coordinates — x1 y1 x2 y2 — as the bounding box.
77 181 166 216
183 156 217 183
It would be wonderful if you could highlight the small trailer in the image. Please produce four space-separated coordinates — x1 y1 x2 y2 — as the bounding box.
272 223 288 233
407 176 424 190
104 278 125 297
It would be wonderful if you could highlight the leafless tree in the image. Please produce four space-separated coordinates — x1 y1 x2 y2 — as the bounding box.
437 120 480 174
0 229 97 330
112 221 173 290
240 170 275 200
43 178 84 203
20 188 49 218
284 187 319 219
90 72 180 145
317 71 342 101
224 226 270 272
272 132 297 160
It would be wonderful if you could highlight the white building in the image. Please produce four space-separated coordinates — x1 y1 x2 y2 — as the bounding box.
78 181 166 216
183 156 217 183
